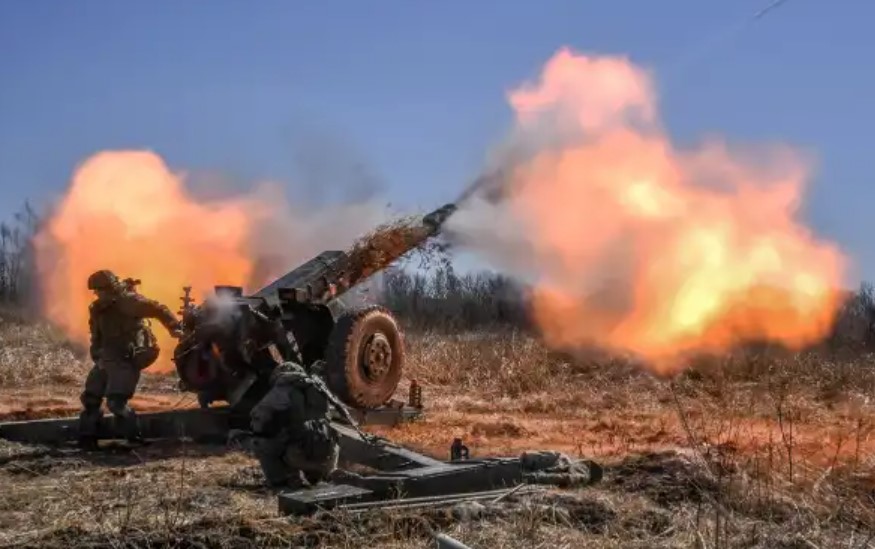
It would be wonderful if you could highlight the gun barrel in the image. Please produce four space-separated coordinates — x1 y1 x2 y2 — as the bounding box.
422 203 457 234
248 202 460 310
173 200 461 413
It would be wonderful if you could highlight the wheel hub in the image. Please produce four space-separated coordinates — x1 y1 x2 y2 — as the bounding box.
362 333 393 381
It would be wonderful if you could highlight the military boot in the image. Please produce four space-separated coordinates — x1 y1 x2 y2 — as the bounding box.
124 423 148 446
109 402 147 445
77 435 99 451
77 407 101 451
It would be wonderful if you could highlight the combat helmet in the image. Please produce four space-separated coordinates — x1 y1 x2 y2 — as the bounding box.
87 269 121 292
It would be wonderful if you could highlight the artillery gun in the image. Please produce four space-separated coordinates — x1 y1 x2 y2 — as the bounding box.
0 193 606 516
171 203 457 416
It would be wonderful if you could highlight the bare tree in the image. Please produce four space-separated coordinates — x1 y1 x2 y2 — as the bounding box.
0 202 39 306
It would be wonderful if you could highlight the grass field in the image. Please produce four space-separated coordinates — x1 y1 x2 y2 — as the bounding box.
1 311 874 548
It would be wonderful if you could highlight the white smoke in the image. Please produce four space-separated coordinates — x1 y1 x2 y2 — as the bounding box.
242 181 393 290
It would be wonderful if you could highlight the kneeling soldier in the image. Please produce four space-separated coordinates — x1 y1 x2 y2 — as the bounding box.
241 361 342 488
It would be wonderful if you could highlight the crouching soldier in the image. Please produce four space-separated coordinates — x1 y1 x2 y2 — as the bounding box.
232 361 342 489
78 269 182 449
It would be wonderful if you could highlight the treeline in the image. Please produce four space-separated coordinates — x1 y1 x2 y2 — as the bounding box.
373 265 531 331
827 282 875 351
0 203 38 306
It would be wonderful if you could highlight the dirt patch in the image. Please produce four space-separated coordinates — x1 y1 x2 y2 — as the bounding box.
0 391 196 421
470 418 530 438
531 492 618 532
608 450 719 507
619 507 673 537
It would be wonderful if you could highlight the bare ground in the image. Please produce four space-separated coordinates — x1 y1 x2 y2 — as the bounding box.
0 315 874 548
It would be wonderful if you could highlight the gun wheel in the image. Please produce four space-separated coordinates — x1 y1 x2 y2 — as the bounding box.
363 333 393 380
325 305 404 408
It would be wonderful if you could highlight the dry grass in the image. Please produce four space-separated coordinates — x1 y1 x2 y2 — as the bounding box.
0 313 178 422
1 314 874 547
0 310 88 388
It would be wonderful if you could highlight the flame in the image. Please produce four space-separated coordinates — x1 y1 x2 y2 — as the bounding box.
33 150 273 372
458 47 847 373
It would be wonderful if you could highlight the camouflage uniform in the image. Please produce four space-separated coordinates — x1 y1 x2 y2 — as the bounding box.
78 270 181 448
246 361 340 488
520 450 598 487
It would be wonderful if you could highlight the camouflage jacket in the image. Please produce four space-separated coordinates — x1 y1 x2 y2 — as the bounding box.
89 290 180 361
249 363 333 437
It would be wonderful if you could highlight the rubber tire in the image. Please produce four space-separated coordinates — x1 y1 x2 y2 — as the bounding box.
324 305 404 408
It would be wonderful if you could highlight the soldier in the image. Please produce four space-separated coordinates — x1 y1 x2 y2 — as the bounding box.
232 360 342 489
519 450 602 487
78 269 183 449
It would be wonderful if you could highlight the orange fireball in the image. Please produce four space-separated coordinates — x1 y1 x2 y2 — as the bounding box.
457 47 847 373
33 150 273 372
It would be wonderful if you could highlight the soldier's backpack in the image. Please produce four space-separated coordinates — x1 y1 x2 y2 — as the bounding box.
130 321 160 370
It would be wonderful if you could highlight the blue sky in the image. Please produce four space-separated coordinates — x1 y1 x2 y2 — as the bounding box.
1 1 873 281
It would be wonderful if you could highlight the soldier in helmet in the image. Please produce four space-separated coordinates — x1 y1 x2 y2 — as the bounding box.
231 360 342 488
78 269 183 449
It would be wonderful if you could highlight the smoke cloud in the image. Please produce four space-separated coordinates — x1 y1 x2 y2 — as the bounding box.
33 149 391 371
446 47 846 373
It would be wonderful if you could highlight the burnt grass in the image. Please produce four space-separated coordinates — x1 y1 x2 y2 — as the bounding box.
1 313 875 547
